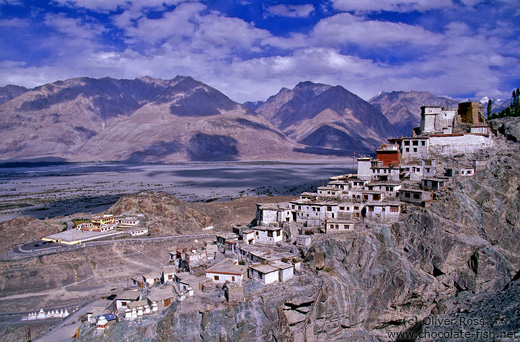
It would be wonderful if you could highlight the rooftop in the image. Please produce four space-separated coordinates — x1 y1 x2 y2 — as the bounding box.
147 286 175 301
205 260 248 276
115 289 140 301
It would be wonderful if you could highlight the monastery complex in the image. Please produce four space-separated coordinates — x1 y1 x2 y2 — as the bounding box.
256 101 491 232
29 102 496 334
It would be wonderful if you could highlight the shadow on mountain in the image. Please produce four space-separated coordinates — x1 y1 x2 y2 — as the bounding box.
299 125 359 149
18 78 166 120
187 133 239 161
234 118 287 139
125 140 182 162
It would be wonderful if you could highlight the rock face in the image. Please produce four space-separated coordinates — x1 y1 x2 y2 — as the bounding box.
0 76 297 162
105 192 213 235
369 90 458 137
488 116 520 142
256 81 397 155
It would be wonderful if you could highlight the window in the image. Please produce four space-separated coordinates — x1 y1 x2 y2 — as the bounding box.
405 192 411 198
339 206 345 210
421 141 426 146
417 168 420 172
426 168 430 172
232 276 235 281
354 206 359 210
327 206 332 211
405 148 409 152
390 207 399 212
317 208 320 212
368 206 374 212
214 275 219 281
292 205 295 209
298 206 301 210
121 301 127 307
404 141 410 146
414 193 421 199
413 141 419 146
413 148 417 152
425 160 432 166
364 195 369 201
373 194 381 201
268 231 273 237
276 230 281 236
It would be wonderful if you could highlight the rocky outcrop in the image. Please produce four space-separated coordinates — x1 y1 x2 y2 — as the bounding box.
105 192 213 235
488 116 520 142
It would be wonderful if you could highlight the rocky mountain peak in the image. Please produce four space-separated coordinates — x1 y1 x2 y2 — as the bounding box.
0 84 28 105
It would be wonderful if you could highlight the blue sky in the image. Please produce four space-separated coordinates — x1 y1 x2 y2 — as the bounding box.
0 0 518 103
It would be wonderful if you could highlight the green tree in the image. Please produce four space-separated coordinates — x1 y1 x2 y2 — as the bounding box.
487 99 493 117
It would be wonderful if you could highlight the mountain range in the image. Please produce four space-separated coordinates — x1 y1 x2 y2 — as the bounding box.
0 76 458 162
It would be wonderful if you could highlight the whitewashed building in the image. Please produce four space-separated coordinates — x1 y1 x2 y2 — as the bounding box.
205 261 248 284
251 226 283 244
364 202 403 223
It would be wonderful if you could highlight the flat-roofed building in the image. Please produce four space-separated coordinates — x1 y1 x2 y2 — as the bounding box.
205 260 248 284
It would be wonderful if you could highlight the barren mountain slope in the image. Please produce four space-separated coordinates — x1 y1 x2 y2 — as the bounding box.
256 81 397 155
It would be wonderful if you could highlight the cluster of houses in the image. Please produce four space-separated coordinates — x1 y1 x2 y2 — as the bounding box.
256 102 491 233
83 223 304 332
42 214 148 245
75 214 146 236
60 101 493 334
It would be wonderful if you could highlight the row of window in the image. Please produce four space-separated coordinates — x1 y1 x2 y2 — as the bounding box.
403 140 426 146
367 206 399 212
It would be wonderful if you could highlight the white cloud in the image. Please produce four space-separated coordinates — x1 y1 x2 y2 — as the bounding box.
331 0 453 13
312 13 441 47
121 2 205 44
45 13 106 40
0 18 29 27
53 0 184 11
0 0 518 105
265 4 315 18
120 2 271 60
